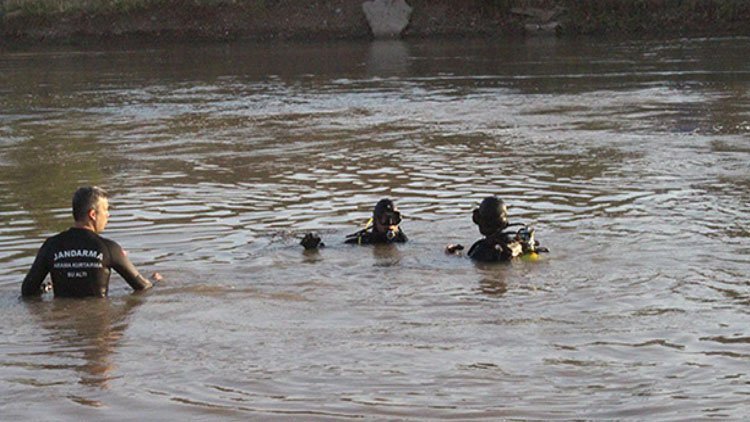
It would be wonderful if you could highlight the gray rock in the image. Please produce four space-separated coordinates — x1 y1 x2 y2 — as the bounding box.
524 22 560 35
511 7 563 23
511 6 566 36
362 0 412 39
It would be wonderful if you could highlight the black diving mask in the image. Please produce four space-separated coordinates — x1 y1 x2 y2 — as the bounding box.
377 210 402 227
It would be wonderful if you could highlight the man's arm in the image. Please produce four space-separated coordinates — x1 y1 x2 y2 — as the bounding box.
21 240 52 296
108 241 156 291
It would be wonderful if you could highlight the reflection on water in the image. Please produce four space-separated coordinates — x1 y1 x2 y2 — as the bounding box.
366 40 411 76
22 297 142 391
478 277 508 297
0 37 749 419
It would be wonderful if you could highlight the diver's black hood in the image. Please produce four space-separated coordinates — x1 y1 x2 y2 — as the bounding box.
373 198 395 218
472 196 509 236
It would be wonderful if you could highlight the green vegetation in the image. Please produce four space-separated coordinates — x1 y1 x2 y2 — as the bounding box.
561 0 750 35
3 0 144 15
0 0 238 16
1 0 748 42
4 0 749 23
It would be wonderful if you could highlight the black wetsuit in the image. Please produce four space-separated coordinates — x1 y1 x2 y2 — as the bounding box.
345 229 408 245
21 228 152 297
467 232 517 262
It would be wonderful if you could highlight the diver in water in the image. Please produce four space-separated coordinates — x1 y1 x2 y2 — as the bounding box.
447 196 547 262
345 198 407 245
299 198 406 250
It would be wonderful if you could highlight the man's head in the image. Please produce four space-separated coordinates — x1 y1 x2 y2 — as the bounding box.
72 186 110 233
372 198 402 234
472 196 509 236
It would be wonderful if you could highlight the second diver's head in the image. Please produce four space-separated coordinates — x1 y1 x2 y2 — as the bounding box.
373 198 402 235
472 196 509 236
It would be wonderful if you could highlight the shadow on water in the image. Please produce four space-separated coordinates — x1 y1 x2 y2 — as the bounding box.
478 276 508 297
371 243 403 268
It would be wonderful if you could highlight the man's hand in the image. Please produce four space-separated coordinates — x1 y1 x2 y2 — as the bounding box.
150 272 163 283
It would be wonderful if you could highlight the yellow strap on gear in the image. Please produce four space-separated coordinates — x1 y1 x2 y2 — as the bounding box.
358 218 373 245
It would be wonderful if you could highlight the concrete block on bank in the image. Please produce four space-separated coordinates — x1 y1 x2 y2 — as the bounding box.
512 6 565 36
525 22 560 35
362 0 412 39
511 7 561 23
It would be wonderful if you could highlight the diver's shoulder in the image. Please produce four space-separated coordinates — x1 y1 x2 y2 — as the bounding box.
467 238 503 262
345 230 368 244
467 238 486 256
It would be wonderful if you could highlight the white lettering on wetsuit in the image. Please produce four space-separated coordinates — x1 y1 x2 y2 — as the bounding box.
53 262 104 269
52 249 104 271
53 249 104 261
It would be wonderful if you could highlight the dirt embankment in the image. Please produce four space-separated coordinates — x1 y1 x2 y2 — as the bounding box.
1 0 749 46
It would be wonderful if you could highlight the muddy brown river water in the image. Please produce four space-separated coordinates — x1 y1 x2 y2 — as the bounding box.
1 37 749 419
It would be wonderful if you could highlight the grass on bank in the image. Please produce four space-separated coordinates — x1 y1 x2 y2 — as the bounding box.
1 0 748 36
562 0 750 34
0 0 244 16
3 0 748 16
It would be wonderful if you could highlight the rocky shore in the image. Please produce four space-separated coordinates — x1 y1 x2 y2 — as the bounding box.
1 0 749 46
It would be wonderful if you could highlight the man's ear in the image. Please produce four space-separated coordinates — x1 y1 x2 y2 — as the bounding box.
87 208 97 221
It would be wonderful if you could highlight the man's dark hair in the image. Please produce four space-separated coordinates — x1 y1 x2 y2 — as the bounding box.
72 186 108 222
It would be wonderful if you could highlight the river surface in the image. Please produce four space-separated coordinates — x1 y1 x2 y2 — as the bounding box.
1 36 749 420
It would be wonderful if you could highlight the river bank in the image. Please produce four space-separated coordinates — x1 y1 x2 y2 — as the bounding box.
2 36 749 419
1 0 749 46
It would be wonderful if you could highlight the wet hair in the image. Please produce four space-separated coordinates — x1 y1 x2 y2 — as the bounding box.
472 196 509 236
72 186 108 222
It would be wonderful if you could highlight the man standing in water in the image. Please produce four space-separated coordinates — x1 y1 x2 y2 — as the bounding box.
22 186 162 297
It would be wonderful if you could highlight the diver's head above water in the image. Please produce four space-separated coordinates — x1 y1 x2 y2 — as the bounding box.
343 198 407 245
472 196 509 237
373 198 402 235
